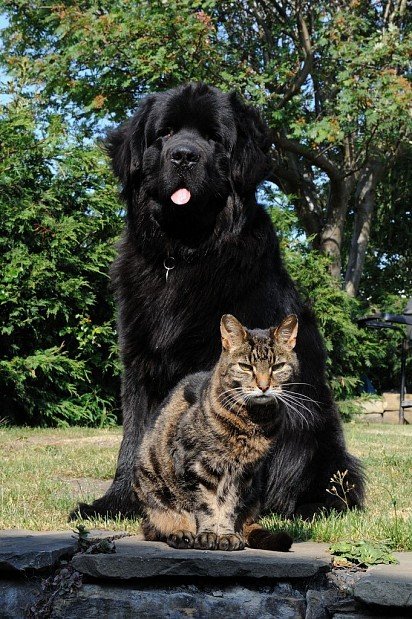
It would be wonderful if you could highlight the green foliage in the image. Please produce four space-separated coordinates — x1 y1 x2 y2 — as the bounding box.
330 540 398 567
0 0 222 122
0 1 410 424
72 524 91 552
360 149 412 304
0 97 122 426
268 202 387 402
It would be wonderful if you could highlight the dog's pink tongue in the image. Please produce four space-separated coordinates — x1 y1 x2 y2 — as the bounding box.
171 188 191 205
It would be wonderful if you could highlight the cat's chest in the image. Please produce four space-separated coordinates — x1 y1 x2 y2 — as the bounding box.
227 434 271 465
207 433 270 470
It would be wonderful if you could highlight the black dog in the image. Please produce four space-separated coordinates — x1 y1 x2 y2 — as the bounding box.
72 83 364 520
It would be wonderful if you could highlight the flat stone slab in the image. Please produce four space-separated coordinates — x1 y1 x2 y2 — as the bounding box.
71 538 331 581
0 530 77 574
0 529 123 574
354 552 412 608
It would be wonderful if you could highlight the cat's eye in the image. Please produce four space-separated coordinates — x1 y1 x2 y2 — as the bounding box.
238 362 253 372
272 362 286 372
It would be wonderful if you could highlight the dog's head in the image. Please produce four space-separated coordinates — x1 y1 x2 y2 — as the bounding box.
106 83 272 228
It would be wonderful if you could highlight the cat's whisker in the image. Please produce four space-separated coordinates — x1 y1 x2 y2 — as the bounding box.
219 387 243 395
219 391 248 414
282 382 313 388
278 388 315 407
280 390 320 406
280 394 316 419
226 399 244 414
280 388 318 400
218 388 246 408
217 387 245 399
275 393 311 430
279 393 316 421
217 388 245 401
280 402 314 429
219 392 245 409
275 398 301 430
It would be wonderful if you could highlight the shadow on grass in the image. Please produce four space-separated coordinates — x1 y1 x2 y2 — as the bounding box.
259 514 314 542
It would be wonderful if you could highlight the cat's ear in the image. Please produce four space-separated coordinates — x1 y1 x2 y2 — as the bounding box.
220 315 247 351
273 314 298 351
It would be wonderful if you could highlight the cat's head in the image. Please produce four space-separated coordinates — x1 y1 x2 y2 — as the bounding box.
218 314 299 406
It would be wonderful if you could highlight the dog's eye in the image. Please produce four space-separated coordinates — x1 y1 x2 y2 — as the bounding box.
238 362 253 372
161 128 173 139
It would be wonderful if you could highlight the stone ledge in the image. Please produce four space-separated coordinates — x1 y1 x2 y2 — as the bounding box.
0 529 124 574
354 552 412 609
0 530 78 573
2 530 411 618
71 538 331 581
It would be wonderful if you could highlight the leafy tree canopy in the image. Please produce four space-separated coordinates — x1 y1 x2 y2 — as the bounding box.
0 0 410 424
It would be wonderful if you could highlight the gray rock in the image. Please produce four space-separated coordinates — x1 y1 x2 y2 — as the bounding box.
333 615 410 619
0 580 40 619
327 566 366 595
72 538 331 581
354 552 412 609
305 588 342 619
0 529 125 573
0 530 78 573
50 583 306 618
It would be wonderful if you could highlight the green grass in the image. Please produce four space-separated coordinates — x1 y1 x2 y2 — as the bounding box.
1 423 411 550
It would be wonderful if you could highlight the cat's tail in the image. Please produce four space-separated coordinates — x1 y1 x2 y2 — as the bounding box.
243 522 292 552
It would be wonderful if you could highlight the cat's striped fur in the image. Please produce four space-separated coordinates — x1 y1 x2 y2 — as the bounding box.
133 314 298 551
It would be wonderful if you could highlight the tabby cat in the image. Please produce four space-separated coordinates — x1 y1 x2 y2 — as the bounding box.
133 314 299 551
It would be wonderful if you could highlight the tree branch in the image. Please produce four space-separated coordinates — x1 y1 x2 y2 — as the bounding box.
272 131 341 180
345 161 384 296
274 11 313 110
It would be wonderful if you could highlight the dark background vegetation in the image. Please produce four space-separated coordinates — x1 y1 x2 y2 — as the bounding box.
0 1 410 426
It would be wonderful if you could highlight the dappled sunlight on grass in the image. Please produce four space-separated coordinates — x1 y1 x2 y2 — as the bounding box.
1 424 411 549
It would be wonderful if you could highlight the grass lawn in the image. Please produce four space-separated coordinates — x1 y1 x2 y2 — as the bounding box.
0 423 411 550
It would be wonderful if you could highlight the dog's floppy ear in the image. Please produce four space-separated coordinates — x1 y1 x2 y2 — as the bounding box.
105 96 155 188
229 92 273 194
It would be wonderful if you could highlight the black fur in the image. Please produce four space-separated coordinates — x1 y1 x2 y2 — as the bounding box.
70 83 364 520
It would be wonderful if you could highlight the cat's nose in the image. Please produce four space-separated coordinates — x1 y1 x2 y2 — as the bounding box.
256 373 270 392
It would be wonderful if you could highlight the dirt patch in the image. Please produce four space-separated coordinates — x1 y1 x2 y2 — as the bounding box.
58 478 112 499
13 434 121 448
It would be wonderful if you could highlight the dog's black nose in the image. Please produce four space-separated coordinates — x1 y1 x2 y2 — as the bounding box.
170 146 200 168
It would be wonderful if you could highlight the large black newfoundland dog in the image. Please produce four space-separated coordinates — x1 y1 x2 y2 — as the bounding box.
73 83 364 520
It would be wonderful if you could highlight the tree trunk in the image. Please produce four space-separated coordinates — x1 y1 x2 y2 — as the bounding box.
271 153 323 244
320 177 352 279
345 161 384 297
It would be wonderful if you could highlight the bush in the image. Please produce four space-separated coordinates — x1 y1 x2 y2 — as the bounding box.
0 99 122 426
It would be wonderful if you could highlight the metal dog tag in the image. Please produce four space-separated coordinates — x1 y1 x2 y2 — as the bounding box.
163 256 176 282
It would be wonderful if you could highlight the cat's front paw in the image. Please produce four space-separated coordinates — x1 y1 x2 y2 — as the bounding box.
194 531 219 550
218 533 245 551
167 530 195 549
